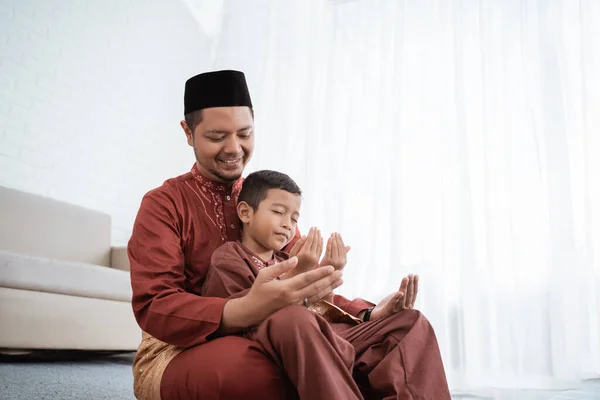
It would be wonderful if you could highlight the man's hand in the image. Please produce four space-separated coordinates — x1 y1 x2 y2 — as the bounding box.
286 227 323 277
220 256 343 333
319 232 349 271
369 274 419 321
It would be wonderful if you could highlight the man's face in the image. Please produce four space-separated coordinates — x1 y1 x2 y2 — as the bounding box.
182 106 254 184
243 189 301 252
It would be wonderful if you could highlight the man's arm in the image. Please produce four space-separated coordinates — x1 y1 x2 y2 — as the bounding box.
219 261 344 334
333 294 375 318
129 189 229 348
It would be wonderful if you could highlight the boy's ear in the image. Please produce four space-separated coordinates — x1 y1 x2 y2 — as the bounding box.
237 201 253 223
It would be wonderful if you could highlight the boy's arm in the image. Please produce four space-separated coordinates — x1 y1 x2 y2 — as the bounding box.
202 244 257 299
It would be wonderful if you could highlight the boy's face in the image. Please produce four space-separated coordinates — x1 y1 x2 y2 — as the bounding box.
239 188 301 251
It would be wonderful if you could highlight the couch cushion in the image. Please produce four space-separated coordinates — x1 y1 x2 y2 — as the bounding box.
0 250 131 302
0 287 140 350
0 186 111 267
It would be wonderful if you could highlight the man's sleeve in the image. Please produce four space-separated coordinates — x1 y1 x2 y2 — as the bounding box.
333 295 375 317
128 189 227 348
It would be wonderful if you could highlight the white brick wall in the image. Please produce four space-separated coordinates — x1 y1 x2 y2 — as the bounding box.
0 0 210 245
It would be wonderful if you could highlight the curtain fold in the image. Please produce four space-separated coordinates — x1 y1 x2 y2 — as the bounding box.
191 0 600 391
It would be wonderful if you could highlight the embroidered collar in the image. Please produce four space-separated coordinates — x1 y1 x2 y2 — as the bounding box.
238 242 278 268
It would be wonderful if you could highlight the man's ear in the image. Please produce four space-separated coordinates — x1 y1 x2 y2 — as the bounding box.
237 201 253 223
181 120 194 146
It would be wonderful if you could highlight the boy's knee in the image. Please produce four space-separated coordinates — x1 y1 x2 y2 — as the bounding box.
266 305 317 332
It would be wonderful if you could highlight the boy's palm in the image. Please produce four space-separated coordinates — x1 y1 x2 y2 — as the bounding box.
288 227 323 274
320 233 349 271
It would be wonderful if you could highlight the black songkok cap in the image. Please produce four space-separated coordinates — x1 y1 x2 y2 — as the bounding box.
184 70 253 114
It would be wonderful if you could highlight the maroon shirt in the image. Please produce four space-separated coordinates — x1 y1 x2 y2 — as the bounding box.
129 164 369 348
201 241 288 299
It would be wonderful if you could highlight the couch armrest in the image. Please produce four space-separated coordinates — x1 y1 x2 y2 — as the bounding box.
110 246 130 271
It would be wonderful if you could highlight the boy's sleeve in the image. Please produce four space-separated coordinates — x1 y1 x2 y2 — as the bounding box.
201 244 256 299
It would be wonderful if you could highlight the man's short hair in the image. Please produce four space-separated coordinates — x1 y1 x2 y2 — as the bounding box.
184 108 255 133
238 170 302 211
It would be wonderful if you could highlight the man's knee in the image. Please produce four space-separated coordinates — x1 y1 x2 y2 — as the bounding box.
257 305 325 347
390 308 423 323
381 309 440 343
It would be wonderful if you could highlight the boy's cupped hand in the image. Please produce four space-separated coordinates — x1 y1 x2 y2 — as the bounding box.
319 232 350 271
286 227 323 277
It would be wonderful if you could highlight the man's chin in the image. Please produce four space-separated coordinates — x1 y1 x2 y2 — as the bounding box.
213 169 243 183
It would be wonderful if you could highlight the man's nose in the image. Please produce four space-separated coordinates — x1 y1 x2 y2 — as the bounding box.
223 136 242 155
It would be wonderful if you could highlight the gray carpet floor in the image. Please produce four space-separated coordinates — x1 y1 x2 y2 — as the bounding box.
0 352 598 399
0 352 136 400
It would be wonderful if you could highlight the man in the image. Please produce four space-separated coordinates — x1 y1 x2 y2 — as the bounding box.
128 70 450 399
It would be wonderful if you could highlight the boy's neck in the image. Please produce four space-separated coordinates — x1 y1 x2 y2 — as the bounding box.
241 233 274 263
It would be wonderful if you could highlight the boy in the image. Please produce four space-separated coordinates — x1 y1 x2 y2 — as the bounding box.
201 169 362 325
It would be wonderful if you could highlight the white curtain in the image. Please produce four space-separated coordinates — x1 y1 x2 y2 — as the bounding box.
190 0 600 393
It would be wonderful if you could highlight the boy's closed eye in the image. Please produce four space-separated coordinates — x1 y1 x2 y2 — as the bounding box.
271 209 298 224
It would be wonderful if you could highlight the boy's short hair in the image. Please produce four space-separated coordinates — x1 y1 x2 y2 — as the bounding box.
238 170 302 210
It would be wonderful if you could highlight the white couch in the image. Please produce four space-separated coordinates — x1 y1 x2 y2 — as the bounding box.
0 186 140 352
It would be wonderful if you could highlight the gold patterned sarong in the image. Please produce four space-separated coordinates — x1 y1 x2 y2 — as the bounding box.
132 332 184 400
